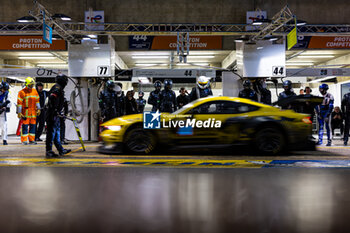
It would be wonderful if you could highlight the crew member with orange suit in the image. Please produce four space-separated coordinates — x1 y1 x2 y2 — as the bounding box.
17 77 41 145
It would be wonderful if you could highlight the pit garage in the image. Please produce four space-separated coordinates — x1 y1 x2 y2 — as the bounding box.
0 1 350 232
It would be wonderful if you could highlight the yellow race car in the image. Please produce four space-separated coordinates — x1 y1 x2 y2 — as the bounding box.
99 96 314 155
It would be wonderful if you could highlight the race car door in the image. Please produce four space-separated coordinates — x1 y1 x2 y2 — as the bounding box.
176 100 243 144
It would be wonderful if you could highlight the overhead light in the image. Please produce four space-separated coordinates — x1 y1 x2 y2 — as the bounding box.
135 63 167 67
264 36 278 41
188 51 216 55
88 34 97 39
193 63 209 66
187 55 215 58
18 56 56 60
298 55 335 58
52 14 71 21
177 63 209 66
286 62 314 66
257 47 264 50
132 56 169 59
17 16 36 23
309 76 336 83
287 19 307 26
36 61 67 64
18 52 51 56
130 52 170 56
235 37 249 42
252 19 271 25
296 20 307 26
37 64 68 67
134 60 169 63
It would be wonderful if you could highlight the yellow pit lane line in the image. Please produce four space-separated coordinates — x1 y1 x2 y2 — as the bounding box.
0 158 273 168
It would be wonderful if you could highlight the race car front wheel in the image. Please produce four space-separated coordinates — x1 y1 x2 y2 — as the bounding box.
254 127 285 155
124 127 157 154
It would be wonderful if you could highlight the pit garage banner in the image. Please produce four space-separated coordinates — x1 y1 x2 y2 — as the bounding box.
85 10 104 31
0 68 68 78
129 35 222 50
246 11 267 31
0 36 66 51
291 36 350 49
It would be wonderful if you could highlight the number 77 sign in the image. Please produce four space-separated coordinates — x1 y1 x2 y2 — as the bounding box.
97 66 110 76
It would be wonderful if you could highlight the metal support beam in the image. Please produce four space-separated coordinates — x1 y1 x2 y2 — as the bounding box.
1 22 350 36
29 0 79 43
251 5 294 41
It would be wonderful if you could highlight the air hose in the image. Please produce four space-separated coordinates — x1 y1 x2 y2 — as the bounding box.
70 80 92 124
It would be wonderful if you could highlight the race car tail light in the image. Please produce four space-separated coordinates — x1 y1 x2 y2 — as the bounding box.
302 117 312 124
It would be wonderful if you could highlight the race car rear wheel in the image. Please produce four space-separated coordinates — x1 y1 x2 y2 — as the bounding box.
124 127 156 154
254 127 285 155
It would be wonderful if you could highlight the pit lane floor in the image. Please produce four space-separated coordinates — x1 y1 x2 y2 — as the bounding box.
1 136 350 233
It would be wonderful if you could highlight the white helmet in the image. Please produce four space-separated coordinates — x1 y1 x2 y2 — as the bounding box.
197 76 210 89
115 85 122 97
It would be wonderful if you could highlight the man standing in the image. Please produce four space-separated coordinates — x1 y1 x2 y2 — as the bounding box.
99 80 117 122
45 75 71 157
115 85 124 117
278 80 296 109
0 82 11 145
177 87 189 109
159 79 177 113
148 80 162 111
136 91 146 113
190 76 213 101
342 90 350 146
17 77 40 145
303 87 315 122
316 84 334 146
238 80 258 101
35 82 48 141
124 89 138 115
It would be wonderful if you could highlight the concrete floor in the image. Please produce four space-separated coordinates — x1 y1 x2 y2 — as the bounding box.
1 135 350 233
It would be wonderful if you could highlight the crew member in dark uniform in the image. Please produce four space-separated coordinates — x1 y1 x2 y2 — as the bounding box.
239 80 258 101
136 91 146 113
125 90 138 115
115 85 124 117
177 87 189 109
45 75 71 158
342 90 350 146
148 80 162 111
99 80 117 122
35 82 48 141
278 80 296 109
0 82 10 145
190 76 213 101
159 79 177 113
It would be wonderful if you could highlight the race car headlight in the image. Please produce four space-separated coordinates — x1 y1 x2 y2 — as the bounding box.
105 125 122 131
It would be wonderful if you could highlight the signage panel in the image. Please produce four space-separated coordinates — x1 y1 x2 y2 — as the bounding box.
129 36 222 50
0 36 66 50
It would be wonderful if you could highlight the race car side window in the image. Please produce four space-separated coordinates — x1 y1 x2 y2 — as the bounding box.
188 101 259 114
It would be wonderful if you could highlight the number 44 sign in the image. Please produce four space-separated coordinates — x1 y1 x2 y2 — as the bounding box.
272 66 285 77
97 66 110 76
